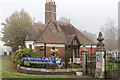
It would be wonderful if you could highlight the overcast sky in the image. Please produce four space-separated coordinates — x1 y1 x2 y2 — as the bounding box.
0 0 119 36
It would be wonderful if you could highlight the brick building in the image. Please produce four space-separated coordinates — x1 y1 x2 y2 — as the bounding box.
25 0 96 63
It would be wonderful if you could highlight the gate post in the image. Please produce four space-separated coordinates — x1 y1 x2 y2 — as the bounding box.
81 45 88 75
95 32 106 78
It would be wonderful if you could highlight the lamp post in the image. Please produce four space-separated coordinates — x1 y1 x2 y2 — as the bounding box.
44 43 46 68
81 44 88 74
44 43 46 57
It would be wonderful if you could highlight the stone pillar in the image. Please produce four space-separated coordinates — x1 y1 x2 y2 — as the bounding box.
95 32 106 78
81 45 88 75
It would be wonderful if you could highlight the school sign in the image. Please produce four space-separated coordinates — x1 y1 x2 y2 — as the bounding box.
22 57 61 65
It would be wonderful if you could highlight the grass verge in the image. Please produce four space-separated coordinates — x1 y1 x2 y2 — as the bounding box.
2 56 71 79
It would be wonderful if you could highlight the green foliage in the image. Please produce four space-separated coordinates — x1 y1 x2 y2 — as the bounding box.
50 52 56 57
31 64 45 68
31 64 58 69
2 9 32 52
17 64 20 68
12 48 40 65
24 61 30 67
69 63 74 68
106 62 119 70
46 64 58 69
2 57 71 78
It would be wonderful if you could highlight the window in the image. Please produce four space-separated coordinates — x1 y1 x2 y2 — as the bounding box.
51 47 56 57
52 47 55 50
52 47 56 52
40 46 44 50
73 39 78 46
29 44 32 49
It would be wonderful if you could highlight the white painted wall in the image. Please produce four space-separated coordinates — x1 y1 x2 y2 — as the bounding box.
25 41 65 50
34 43 65 47
33 43 44 47
81 45 96 48
25 41 35 49
46 44 65 47
0 41 12 55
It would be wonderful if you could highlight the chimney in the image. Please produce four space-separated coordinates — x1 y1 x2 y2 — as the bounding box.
45 0 56 24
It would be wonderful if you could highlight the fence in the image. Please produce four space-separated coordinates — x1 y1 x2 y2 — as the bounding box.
85 51 120 78
105 51 120 78
86 53 96 77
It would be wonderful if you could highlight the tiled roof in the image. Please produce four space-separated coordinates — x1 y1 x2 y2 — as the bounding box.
26 19 94 45
26 25 45 41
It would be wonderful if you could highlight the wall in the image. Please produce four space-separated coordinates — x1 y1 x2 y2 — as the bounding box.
34 44 96 63
25 41 35 49
17 66 78 75
34 43 65 58
26 41 96 63
34 46 65 58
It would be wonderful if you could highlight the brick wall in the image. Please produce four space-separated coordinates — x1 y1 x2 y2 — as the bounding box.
34 46 65 58
34 46 95 58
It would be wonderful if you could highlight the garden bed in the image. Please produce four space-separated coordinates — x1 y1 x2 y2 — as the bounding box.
18 66 83 75
2 56 72 78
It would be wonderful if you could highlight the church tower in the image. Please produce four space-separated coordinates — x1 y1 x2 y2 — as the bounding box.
45 0 56 24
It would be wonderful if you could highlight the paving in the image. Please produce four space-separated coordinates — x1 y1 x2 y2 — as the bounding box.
69 75 100 80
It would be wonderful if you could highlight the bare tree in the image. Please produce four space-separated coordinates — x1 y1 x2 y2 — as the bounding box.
81 30 97 44
59 17 69 23
33 21 43 26
101 19 118 51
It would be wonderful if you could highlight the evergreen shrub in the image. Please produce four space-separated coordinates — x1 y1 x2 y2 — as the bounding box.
12 48 40 66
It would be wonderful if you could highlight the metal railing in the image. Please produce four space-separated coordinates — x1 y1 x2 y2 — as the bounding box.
105 52 120 78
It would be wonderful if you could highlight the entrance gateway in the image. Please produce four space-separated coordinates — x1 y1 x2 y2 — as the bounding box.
79 32 119 79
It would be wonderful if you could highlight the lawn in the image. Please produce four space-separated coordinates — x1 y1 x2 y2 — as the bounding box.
106 62 119 70
1 56 72 79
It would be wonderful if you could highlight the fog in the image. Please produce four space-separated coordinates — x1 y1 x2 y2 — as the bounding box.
0 0 119 35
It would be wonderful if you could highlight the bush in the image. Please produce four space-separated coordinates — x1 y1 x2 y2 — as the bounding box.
31 64 45 68
24 61 30 67
46 64 58 69
12 48 40 66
